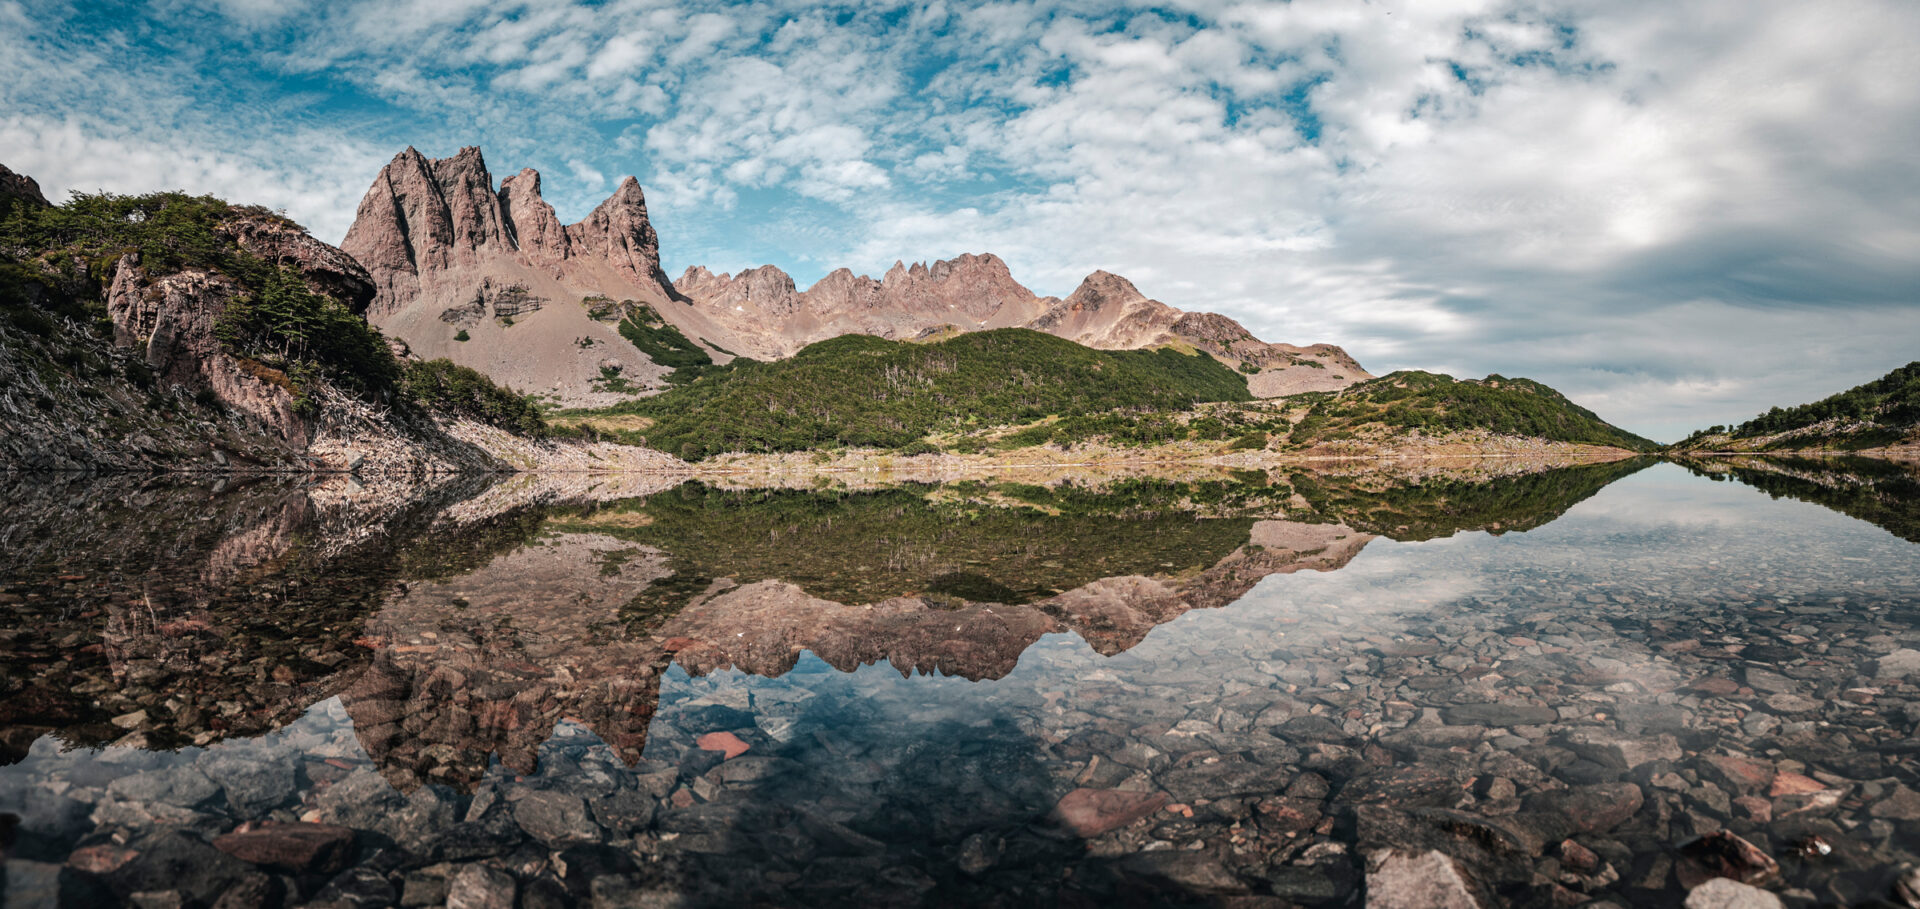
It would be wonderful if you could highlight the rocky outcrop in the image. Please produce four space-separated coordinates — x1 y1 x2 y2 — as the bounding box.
677 253 1051 359
104 255 311 446
341 147 683 317
0 162 49 208
342 147 712 405
219 212 376 313
567 177 687 302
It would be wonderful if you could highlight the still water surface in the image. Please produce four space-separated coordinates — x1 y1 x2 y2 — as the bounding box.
2 458 1918 907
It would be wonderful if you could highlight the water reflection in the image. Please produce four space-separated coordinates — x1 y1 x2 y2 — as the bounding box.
2 458 1918 907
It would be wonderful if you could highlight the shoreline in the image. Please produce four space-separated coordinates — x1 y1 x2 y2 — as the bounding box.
0 437 1647 478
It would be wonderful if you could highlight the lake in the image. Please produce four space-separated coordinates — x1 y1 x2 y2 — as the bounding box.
2 457 1918 907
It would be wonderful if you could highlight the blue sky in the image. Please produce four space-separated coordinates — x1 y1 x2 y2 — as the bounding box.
4 0 1918 441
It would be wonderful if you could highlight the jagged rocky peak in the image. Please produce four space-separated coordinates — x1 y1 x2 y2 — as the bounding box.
497 167 568 261
676 265 726 296
569 176 686 301
1065 270 1149 309
0 163 50 208
342 146 682 316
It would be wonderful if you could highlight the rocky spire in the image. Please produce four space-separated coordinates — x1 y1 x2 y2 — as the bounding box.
342 147 685 317
564 176 685 301
497 168 569 263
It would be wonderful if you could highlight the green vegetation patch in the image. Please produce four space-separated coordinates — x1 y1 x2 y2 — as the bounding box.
1727 361 1920 448
578 328 1252 459
216 266 400 409
545 480 1267 617
401 358 546 437
1291 371 1658 452
618 303 711 373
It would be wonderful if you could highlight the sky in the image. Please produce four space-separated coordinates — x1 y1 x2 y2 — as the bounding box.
3 0 1917 442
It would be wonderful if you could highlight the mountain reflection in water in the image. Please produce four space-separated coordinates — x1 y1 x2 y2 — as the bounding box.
3 457 1918 908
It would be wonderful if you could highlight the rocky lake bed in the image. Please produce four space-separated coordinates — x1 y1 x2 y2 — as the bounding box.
2 458 1918 907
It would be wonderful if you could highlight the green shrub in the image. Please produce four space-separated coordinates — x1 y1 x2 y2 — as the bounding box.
579 329 1250 460
899 440 943 456
618 303 711 377
401 358 546 437
215 265 399 401
454 329 470 342
1293 371 1657 451
1228 431 1269 451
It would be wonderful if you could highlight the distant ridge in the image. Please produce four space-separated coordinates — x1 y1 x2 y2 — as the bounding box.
677 257 1371 397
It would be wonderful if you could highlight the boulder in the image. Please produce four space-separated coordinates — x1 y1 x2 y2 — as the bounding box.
1365 849 1482 909
1683 877 1785 909
1051 788 1169 837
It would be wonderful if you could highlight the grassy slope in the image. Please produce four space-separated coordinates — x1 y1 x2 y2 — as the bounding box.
1287 371 1660 452
576 328 1253 458
1672 362 1920 452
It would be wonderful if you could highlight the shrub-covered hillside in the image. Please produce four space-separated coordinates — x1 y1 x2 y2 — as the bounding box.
1288 371 1659 452
1 184 553 470
1672 362 1920 452
581 328 1252 459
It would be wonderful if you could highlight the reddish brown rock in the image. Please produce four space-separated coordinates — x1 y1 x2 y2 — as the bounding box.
1052 788 1170 837
104 256 311 445
1254 796 1325 834
1871 786 1920 821
696 731 750 760
67 844 139 874
567 176 686 302
1768 772 1828 797
1699 754 1776 795
1689 677 1741 696
1732 795 1772 823
212 822 356 873
1530 782 1644 835
341 146 683 321
1559 839 1600 874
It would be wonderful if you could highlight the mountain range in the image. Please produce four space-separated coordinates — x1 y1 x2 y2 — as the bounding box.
0 149 1670 472
342 147 1369 406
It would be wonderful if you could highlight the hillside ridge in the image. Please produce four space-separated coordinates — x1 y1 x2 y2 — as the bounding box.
1671 362 1920 454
